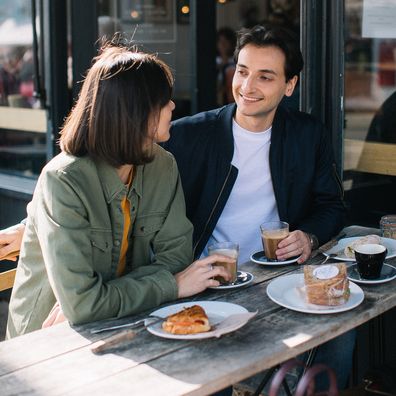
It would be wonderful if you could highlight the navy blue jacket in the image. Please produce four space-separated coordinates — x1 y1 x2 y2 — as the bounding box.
164 103 345 257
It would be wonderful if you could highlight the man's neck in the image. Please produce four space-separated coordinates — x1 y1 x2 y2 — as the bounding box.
234 109 275 132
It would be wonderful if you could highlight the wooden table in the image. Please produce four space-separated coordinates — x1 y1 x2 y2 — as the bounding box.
1 227 395 396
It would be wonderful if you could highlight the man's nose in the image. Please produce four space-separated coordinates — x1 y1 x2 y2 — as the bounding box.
242 76 254 92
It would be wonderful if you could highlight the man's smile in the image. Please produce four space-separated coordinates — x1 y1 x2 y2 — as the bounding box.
238 93 263 102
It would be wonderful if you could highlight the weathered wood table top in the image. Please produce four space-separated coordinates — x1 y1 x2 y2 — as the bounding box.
1 226 395 395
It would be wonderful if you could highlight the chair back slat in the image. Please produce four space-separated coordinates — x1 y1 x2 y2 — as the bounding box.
0 268 17 292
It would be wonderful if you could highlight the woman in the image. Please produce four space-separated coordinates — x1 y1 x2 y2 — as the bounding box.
6 43 231 338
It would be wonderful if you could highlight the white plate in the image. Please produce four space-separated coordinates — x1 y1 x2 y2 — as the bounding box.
323 237 396 262
250 251 301 266
266 273 364 314
347 263 396 285
145 301 248 340
209 271 254 290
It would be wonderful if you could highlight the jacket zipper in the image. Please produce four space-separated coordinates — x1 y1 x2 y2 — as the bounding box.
193 165 233 257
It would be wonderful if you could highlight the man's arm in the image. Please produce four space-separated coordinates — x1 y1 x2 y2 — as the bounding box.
275 117 345 263
0 223 26 261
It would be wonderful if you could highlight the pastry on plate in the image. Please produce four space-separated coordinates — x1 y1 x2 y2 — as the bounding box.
303 263 350 306
162 305 211 335
344 235 382 258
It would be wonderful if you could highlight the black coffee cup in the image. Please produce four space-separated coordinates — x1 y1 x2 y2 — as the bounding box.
354 243 387 279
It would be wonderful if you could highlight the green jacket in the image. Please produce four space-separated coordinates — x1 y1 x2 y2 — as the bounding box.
7 145 193 338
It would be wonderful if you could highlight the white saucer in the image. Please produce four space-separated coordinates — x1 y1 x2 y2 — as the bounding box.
209 271 254 290
267 273 364 314
347 263 396 284
324 237 396 262
250 251 301 266
146 301 249 340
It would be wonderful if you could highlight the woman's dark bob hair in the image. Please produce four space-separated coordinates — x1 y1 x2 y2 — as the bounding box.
59 43 173 167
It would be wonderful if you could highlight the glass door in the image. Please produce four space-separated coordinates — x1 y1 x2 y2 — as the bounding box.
0 0 47 177
344 0 396 226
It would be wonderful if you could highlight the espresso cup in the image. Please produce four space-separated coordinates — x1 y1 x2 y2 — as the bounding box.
208 242 239 285
260 221 289 261
354 243 387 279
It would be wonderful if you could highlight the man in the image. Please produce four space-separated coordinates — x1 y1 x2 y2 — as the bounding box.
164 25 351 392
164 25 345 264
0 25 351 390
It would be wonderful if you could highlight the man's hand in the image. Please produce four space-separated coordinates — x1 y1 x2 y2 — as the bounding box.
175 255 233 298
0 223 25 261
42 302 67 328
275 230 311 264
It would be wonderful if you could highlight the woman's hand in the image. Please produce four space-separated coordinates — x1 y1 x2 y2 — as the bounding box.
175 255 233 298
275 230 312 264
0 223 25 261
42 302 67 328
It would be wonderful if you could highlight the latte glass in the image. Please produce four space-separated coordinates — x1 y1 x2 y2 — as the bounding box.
260 221 289 261
208 242 239 285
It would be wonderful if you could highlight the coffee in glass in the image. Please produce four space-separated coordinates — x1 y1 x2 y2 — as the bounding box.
260 221 289 260
208 242 239 285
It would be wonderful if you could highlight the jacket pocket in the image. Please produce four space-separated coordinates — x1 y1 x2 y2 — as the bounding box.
90 229 113 275
132 212 167 237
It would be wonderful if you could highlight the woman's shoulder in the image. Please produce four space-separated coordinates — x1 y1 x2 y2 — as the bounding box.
151 144 176 167
41 153 98 184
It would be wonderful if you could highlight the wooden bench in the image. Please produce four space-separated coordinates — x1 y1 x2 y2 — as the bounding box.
0 269 16 292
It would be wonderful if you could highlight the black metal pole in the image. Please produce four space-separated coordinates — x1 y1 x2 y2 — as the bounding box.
31 0 45 108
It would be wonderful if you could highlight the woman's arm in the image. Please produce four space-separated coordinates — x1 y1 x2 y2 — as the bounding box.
0 223 25 261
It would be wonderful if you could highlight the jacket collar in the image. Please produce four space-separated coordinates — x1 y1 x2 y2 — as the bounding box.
218 103 237 161
95 160 143 203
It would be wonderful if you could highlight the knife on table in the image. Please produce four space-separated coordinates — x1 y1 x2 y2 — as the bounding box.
90 316 164 354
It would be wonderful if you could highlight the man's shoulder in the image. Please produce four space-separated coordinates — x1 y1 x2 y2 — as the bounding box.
280 105 320 124
171 104 234 133
277 106 324 135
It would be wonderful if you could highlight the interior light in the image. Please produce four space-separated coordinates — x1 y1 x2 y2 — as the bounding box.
130 10 140 19
181 5 190 14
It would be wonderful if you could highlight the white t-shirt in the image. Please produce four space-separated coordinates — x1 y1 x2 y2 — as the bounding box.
203 120 280 263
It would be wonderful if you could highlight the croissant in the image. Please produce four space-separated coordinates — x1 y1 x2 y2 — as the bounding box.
162 305 211 335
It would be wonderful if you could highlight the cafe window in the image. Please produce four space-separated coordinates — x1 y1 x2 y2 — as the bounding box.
343 0 396 226
0 0 47 177
97 0 193 119
216 0 300 109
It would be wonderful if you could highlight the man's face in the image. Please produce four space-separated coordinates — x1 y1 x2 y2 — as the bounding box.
232 44 297 131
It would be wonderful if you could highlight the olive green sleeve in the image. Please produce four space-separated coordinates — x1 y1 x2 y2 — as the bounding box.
34 162 192 325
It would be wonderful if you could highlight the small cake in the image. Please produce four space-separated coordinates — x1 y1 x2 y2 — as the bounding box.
162 305 211 335
303 263 350 306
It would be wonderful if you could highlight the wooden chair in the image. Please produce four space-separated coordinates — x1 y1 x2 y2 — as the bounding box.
0 268 17 292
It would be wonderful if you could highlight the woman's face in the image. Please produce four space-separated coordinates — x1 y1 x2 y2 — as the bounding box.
153 100 175 143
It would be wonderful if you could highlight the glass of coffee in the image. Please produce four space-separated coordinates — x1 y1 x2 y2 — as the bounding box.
260 221 289 261
208 242 239 285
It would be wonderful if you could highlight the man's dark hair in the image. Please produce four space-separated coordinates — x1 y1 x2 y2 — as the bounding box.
234 25 304 81
59 43 173 167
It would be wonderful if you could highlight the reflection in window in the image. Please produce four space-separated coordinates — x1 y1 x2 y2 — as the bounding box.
344 0 396 226
0 0 46 178
0 1 40 109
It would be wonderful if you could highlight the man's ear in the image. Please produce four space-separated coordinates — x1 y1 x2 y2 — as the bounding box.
285 75 298 97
